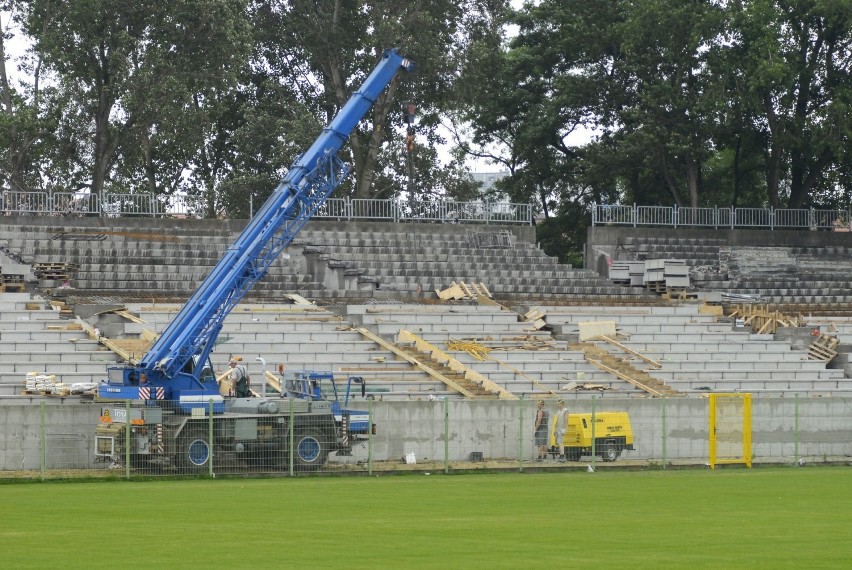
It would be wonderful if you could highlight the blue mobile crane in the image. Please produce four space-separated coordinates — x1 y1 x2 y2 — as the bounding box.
95 49 414 472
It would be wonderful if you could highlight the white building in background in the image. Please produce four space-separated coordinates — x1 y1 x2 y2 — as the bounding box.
470 171 509 193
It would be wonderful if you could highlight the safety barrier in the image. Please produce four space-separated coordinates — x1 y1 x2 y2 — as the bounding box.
593 203 851 231
2 394 850 480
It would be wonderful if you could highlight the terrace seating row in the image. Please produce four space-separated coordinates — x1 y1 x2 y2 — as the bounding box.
2 293 850 399
1 217 645 301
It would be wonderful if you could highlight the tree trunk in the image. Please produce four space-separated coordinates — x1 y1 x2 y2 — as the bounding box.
732 134 742 207
660 154 684 206
144 135 157 196
685 154 699 208
763 92 782 208
92 100 115 200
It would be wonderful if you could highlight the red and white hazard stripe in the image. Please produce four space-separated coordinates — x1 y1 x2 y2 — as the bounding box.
138 387 165 400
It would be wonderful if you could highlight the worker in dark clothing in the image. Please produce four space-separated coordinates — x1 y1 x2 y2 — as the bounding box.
534 400 550 461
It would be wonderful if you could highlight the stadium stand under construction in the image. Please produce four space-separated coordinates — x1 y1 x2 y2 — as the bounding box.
2 215 851 402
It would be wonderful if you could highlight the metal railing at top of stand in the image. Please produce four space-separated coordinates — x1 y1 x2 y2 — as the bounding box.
0 190 533 225
593 203 852 231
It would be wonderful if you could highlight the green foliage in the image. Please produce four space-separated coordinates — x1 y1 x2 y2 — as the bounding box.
467 0 852 216
15 0 252 200
252 0 508 201
4 0 852 220
535 200 591 267
217 172 277 219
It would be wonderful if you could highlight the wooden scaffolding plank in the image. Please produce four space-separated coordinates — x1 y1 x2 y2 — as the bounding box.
598 335 661 369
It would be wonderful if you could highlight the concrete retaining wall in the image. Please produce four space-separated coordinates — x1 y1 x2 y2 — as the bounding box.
586 226 852 271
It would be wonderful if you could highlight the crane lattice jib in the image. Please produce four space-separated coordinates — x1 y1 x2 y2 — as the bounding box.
139 49 414 381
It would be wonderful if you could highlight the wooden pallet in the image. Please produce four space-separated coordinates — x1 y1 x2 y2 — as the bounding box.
0 283 25 293
808 334 839 362
435 280 493 301
662 288 697 300
33 262 79 280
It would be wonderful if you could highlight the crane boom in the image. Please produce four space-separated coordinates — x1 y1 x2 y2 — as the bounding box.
99 49 413 405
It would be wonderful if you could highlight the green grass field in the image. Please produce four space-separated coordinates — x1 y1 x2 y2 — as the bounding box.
2 467 851 569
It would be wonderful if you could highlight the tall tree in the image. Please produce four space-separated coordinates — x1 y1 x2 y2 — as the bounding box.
0 4 57 195
505 0 726 209
18 0 251 204
731 0 852 208
252 0 508 201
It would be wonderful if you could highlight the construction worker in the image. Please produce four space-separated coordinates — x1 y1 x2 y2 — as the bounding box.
554 399 569 462
229 357 250 397
534 400 549 461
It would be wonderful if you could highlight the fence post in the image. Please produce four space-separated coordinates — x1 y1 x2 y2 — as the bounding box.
208 399 215 477
289 398 295 477
770 207 775 230
590 396 596 470
714 206 719 230
662 396 667 469
444 398 450 474
367 398 374 476
673 204 678 228
125 400 131 480
40 401 46 481
518 395 525 472
632 204 637 228
730 206 735 229
794 393 800 466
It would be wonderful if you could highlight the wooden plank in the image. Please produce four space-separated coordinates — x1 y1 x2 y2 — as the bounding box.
283 293 314 305
598 335 661 369
398 329 517 400
115 310 147 324
808 346 837 361
585 358 667 397
436 281 465 300
476 295 501 308
699 304 724 316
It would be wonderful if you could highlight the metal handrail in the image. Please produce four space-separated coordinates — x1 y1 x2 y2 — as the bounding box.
0 190 533 225
593 204 851 231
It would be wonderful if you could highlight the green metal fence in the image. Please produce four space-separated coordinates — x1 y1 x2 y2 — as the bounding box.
2 395 851 480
